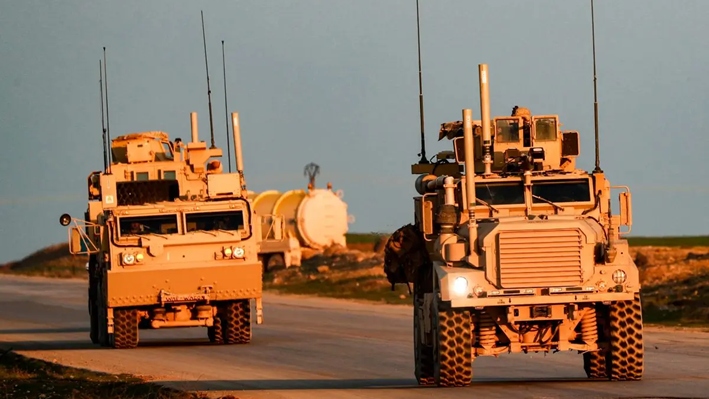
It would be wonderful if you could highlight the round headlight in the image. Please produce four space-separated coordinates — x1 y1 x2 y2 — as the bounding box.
123 253 135 265
135 253 144 262
612 269 627 285
452 276 468 296
223 247 233 257
233 247 245 258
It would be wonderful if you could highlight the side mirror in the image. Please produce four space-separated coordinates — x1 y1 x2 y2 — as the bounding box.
619 191 632 228
59 213 72 226
69 227 87 254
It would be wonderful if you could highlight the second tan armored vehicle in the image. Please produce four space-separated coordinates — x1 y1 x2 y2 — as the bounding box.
60 111 264 349
385 64 643 386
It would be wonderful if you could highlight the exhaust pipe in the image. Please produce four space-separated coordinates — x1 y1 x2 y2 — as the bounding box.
478 64 492 175
190 112 199 143
231 112 245 175
463 108 478 259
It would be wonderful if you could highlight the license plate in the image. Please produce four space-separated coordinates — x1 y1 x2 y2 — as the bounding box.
161 292 210 303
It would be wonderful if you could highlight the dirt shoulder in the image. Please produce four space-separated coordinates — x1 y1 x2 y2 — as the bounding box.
0 348 224 399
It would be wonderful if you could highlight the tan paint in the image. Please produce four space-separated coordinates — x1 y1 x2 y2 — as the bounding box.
61 110 265 348
398 63 641 378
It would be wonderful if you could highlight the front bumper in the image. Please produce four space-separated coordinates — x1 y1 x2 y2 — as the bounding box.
448 291 636 308
107 262 262 307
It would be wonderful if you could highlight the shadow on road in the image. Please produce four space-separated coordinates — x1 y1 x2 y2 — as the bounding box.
0 327 87 335
159 377 607 392
0 337 227 352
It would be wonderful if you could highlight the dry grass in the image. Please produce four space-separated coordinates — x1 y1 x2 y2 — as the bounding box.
630 246 709 326
0 348 231 399
0 243 87 279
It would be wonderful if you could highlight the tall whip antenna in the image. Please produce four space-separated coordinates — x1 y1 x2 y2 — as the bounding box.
103 47 112 173
591 0 602 173
99 60 108 172
201 10 217 149
416 0 429 164
222 40 232 172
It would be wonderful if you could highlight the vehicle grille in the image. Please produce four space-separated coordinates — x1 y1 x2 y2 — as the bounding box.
497 228 583 288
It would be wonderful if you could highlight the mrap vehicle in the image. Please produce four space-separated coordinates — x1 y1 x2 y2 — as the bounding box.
60 111 263 349
384 63 642 386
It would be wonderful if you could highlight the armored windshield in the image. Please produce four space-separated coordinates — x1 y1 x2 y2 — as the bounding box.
532 179 591 203
534 118 557 141
185 210 245 233
476 182 525 205
495 119 520 143
119 214 179 236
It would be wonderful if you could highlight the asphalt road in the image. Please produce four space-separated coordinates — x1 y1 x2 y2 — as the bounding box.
1 274 708 399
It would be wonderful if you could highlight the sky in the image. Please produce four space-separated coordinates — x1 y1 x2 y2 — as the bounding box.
1 0 708 264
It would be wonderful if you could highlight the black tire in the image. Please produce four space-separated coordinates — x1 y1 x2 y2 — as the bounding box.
223 300 251 344
607 294 644 381
88 256 99 344
112 308 139 349
583 304 609 379
89 299 99 344
433 300 473 387
414 292 435 385
208 316 224 344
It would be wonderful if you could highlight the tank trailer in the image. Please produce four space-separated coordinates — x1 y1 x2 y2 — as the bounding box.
385 64 643 386
60 111 264 349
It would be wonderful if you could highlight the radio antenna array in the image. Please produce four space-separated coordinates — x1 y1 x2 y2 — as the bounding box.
415 0 429 164
591 0 602 173
200 10 217 149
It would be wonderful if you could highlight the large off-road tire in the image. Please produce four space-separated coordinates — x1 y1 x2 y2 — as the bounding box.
223 300 251 344
584 350 608 379
208 316 224 344
584 304 609 379
112 308 139 349
88 256 99 344
414 292 435 385
433 304 473 387
89 298 99 344
607 294 644 381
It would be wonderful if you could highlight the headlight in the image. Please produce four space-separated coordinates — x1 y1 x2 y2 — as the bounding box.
135 253 144 263
452 276 468 296
233 247 245 258
122 253 135 265
612 269 627 284
223 247 233 257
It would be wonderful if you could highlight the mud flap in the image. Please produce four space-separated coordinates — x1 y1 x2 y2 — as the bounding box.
255 297 263 324
107 307 114 334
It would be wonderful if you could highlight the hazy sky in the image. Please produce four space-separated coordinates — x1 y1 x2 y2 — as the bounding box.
1 0 708 263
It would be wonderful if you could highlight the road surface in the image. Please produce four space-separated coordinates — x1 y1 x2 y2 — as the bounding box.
0 274 707 399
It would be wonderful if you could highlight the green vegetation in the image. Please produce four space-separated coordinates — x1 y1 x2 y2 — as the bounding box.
0 349 223 399
347 232 709 248
264 272 411 305
345 232 390 244
627 235 709 248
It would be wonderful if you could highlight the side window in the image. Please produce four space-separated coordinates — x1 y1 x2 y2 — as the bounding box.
535 118 557 141
495 119 521 143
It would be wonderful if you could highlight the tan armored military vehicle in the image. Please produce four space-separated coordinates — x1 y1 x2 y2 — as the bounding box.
385 64 642 386
60 111 264 349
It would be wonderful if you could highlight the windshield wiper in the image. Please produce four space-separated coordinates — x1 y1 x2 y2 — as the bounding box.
476 198 499 213
532 194 565 211
191 229 218 237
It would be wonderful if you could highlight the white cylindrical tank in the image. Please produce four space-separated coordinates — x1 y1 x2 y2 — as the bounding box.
249 187 354 250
